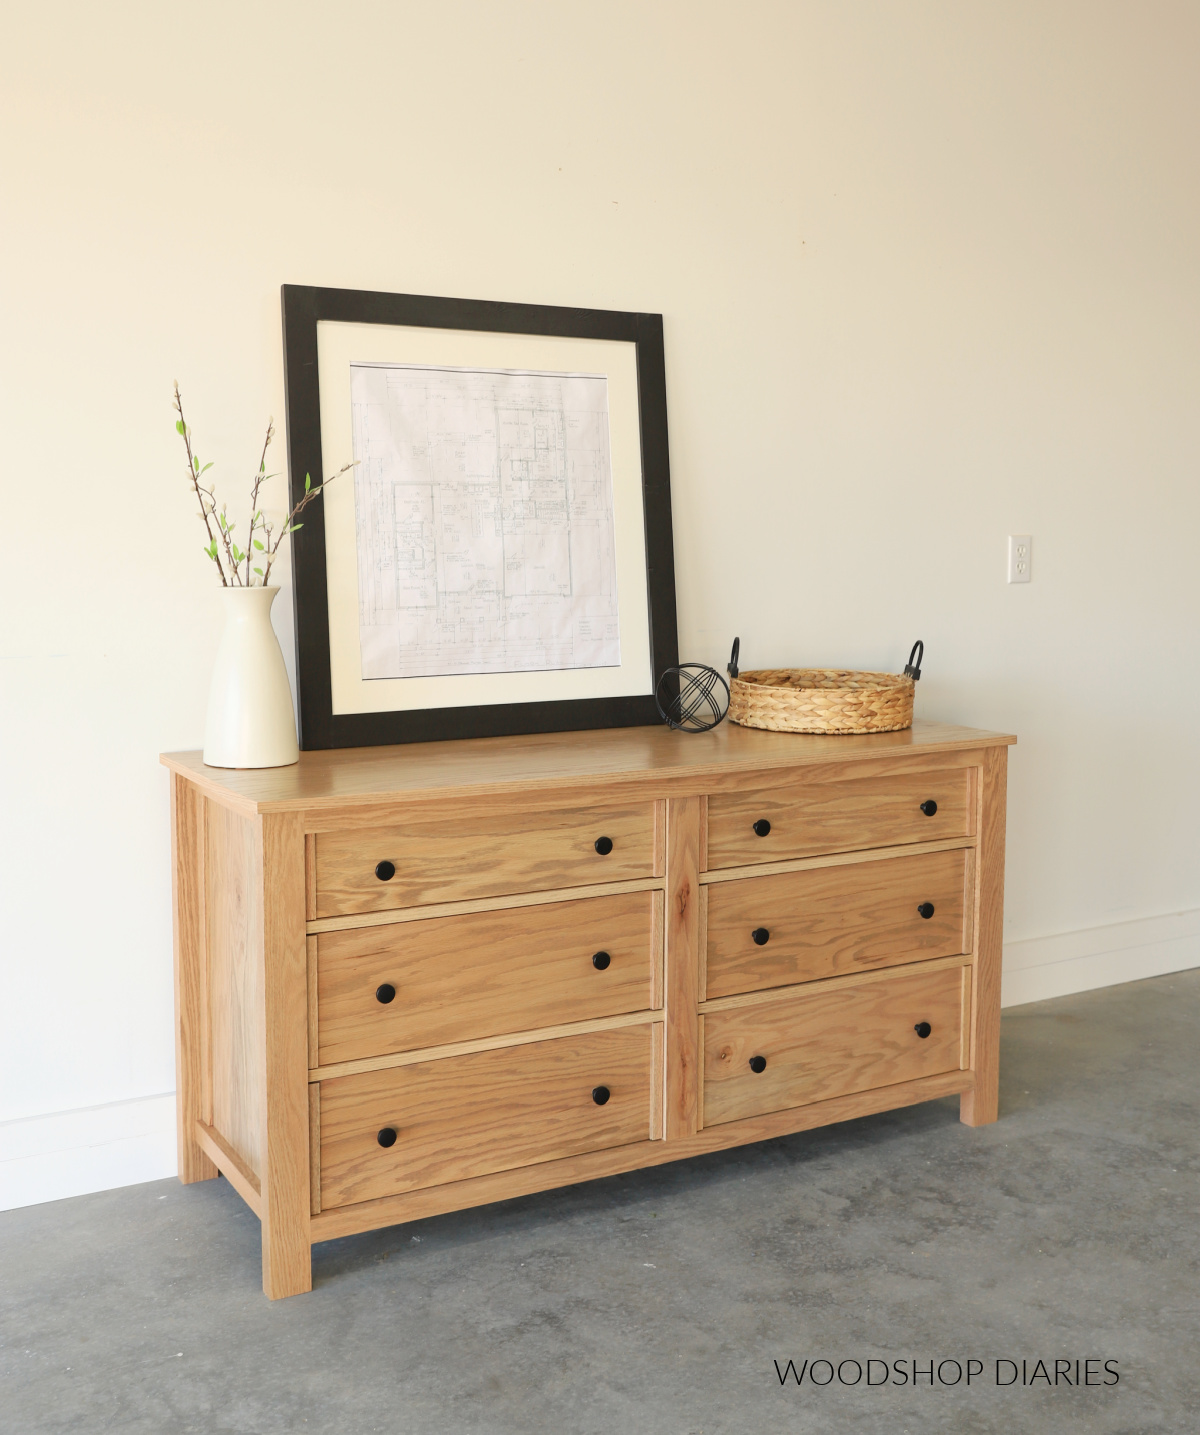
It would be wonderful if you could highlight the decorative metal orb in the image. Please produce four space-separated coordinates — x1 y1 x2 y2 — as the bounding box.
655 663 730 733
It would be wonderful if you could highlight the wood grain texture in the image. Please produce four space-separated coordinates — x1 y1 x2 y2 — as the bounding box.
664 797 701 1139
650 890 665 1010
206 801 264 1180
699 835 974 886
705 848 970 999
306 936 319 1067
258 811 312 1299
960 746 1008 1127
195 1122 261 1216
171 776 217 1184
306 874 665 935
702 964 965 1127
699 952 970 1014
309 1085 321 1215
160 721 1015 818
309 1009 660 1082
304 834 317 921
319 1026 653 1207
650 1023 664 1139
314 802 656 917
707 765 974 869
314 891 658 1065
309 1067 972 1243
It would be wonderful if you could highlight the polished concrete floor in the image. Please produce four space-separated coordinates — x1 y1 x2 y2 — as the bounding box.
3 969 1198 1435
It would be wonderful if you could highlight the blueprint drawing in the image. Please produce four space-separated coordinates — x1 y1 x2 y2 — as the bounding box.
349 362 622 680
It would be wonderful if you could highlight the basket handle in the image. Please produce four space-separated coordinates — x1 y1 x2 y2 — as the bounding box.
903 640 924 681
728 636 740 679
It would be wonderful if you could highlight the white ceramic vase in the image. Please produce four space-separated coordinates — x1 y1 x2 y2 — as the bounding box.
203 586 299 769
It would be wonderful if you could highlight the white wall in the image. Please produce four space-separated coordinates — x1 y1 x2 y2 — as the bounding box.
3 1 1198 1206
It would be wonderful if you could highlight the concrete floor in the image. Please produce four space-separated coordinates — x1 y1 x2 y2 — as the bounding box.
2 971 1198 1435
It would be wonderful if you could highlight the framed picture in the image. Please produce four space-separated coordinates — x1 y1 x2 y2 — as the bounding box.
280 285 679 750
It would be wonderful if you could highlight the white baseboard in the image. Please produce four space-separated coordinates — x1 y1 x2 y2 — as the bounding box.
0 1092 177 1213
2 911 1197 1213
1001 908 1200 1007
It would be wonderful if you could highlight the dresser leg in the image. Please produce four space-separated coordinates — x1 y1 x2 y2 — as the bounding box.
171 775 217 1184
960 746 1007 1128
258 811 313 1298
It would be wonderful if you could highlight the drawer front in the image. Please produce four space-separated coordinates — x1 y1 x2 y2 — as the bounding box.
319 1026 655 1206
702 964 965 1127
705 849 970 1000
314 803 658 918
316 892 660 1066
706 767 972 869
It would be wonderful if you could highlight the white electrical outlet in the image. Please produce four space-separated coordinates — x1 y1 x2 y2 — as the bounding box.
1008 534 1032 583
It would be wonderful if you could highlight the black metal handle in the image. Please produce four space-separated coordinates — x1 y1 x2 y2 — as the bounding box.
904 640 924 681
592 1086 611 1105
920 799 938 817
377 1127 398 1147
375 983 396 1004
728 636 740 679
592 951 611 970
914 1022 932 1039
375 860 396 881
594 836 614 856
917 902 935 920
753 818 772 837
751 927 770 946
749 1055 767 1073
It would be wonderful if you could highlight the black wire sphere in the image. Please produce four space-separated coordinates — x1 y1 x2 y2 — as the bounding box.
655 663 731 733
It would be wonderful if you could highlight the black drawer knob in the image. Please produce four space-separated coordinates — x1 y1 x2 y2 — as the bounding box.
749 1054 767 1073
751 927 770 946
594 836 614 856
592 951 611 970
919 800 938 817
753 818 772 837
375 860 396 881
377 1127 398 1147
917 902 935 920
592 1085 611 1105
914 1022 932 1039
375 983 397 1004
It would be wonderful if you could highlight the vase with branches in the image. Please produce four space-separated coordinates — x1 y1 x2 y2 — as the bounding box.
173 383 354 769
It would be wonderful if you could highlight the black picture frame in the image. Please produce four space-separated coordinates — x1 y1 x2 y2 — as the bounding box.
280 284 679 750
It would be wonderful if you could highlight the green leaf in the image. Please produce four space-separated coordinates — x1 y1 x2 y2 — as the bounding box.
193 456 199 472
304 473 312 493
289 523 303 533
176 419 186 436
253 567 264 576
200 462 213 474
253 539 264 551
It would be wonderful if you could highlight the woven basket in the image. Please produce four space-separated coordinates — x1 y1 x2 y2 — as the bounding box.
728 665 916 735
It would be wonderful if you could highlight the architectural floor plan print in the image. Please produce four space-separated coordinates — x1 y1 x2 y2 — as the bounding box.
349 361 622 681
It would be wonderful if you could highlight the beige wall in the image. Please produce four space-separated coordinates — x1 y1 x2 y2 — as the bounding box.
2 2 1198 1196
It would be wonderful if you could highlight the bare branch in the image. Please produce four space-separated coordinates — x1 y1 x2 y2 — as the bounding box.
174 383 228 585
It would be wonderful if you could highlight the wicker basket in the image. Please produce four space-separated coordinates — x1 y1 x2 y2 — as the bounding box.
727 642 923 735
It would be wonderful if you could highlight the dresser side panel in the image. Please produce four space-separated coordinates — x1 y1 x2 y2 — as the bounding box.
206 800 265 1179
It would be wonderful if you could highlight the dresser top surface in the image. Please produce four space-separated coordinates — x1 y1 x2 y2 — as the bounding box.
161 720 1015 816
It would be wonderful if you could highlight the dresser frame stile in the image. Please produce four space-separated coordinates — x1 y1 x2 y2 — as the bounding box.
166 721 1013 1299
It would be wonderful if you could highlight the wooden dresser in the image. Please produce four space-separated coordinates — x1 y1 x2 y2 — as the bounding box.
162 719 1014 1299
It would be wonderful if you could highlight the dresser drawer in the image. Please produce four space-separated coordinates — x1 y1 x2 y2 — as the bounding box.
313 803 659 918
314 892 661 1066
705 849 970 1000
701 964 966 1127
706 767 972 870
318 1025 656 1206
